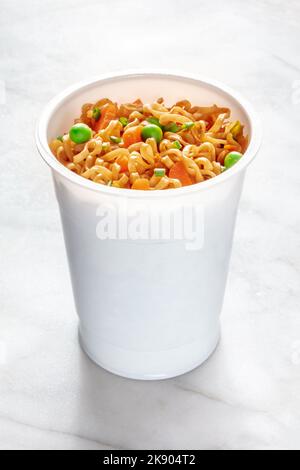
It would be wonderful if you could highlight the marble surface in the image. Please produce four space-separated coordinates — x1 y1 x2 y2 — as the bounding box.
0 0 300 450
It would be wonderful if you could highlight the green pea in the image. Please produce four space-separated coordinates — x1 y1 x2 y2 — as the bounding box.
92 107 101 121
164 122 179 133
146 117 163 129
224 151 243 169
69 123 92 144
119 117 128 127
141 124 163 143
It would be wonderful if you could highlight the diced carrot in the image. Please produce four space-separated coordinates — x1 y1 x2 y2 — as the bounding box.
122 126 142 148
224 144 240 152
93 103 117 132
237 134 249 153
132 178 150 190
116 155 129 172
169 161 193 186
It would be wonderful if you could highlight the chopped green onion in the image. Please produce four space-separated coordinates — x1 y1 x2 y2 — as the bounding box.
154 168 166 177
102 142 110 152
110 136 122 144
231 121 242 138
119 117 128 127
172 140 182 149
56 135 64 142
164 122 179 133
92 107 101 121
147 117 163 129
181 122 195 130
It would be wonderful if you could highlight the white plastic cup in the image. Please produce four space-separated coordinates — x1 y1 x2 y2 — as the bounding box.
36 71 261 380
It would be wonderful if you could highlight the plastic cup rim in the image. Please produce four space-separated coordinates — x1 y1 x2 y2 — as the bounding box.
35 69 262 198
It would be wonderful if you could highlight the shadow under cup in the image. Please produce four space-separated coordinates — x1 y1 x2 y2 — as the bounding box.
36 72 261 380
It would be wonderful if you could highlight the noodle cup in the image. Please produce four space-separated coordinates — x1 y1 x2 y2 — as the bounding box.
36 72 261 380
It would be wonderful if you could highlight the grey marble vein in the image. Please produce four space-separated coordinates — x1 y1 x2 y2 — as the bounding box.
0 415 116 450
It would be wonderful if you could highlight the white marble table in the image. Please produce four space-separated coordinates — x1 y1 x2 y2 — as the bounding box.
0 0 300 450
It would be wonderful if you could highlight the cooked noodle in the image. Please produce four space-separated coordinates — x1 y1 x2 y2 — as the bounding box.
49 97 248 190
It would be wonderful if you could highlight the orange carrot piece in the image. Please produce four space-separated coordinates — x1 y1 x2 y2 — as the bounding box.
122 126 142 148
237 134 249 153
93 103 117 132
132 178 150 190
169 161 193 186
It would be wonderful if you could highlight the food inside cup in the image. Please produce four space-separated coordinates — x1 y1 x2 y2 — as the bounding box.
49 97 248 190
